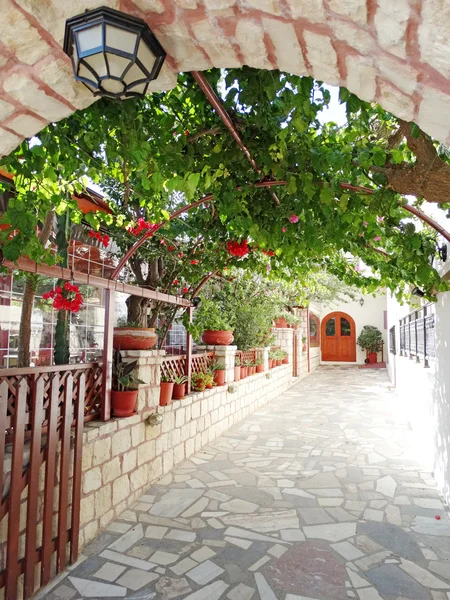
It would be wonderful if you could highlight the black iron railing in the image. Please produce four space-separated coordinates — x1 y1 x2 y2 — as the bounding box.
399 304 435 367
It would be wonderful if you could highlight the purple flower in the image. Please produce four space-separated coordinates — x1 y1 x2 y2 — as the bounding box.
289 214 299 224
377 216 384 223
355 265 360 272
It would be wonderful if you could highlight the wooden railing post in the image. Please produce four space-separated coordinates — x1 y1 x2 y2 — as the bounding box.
185 307 193 394
102 289 115 421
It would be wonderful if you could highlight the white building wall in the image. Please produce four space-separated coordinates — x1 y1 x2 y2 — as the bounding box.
387 290 450 505
318 294 388 365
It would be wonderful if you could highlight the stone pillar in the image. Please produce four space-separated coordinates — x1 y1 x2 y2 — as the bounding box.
256 347 269 371
121 349 166 411
199 345 237 383
272 328 294 363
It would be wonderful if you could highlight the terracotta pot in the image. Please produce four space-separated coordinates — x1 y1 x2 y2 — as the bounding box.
234 366 241 381
172 383 186 400
302 343 306 352
256 363 264 373
268 359 273 369
276 359 282 366
113 327 157 351
368 352 378 364
250 366 256 375
240 366 248 379
282 356 289 364
274 317 288 328
201 330 234 346
111 390 138 418
159 382 174 407
214 369 226 386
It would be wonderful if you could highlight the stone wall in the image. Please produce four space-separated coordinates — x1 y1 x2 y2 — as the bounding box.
1 0 450 157
79 349 295 549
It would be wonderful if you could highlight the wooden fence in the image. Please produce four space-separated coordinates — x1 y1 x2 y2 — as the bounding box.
161 352 215 380
235 349 257 365
0 363 102 599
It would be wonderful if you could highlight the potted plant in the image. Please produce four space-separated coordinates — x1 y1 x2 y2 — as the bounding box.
160 373 174 407
205 372 215 389
357 325 383 364
240 361 248 379
193 299 234 346
255 359 264 373
172 374 189 399
268 350 276 369
210 361 226 386
112 352 145 417
281 350 289 364
192 371 209 392
113 317 157 351
302 336 307 352
249 361 257 375
234 356 241 381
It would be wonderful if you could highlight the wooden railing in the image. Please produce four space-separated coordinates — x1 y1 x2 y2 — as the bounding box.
0 363 103 441
235 349 257 365
0 364 96 599
161 352 214 380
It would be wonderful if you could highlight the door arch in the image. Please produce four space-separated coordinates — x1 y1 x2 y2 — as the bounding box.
321 312 356 362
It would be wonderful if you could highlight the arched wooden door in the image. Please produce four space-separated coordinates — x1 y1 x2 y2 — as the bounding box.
321 312 356 362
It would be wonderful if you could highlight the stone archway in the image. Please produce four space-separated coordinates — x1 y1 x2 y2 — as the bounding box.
0 0 449 157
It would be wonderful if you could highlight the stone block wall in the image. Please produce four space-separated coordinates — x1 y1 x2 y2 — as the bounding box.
79 349 295 549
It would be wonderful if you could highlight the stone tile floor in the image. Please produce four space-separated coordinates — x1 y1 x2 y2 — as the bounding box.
43 367 450 600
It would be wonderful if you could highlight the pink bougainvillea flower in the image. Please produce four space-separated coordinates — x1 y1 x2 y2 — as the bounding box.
355 265 361 272
160 239 165 245
266 264 271 272
377 216 384 223
288 214 299 224
362 221 368 227
282 227 287 233
178 252 184 258
373 236 381 242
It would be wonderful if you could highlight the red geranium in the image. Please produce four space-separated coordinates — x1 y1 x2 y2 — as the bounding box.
261 249 275 257
183 287 189 294
42 282 83 313
173 279 179 285
88 229 109 247
190 259 200 265
227 239 249 258
127 218 159 237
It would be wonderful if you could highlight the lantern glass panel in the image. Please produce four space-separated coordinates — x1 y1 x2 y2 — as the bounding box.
77 24 103 53
83 52 108 78
101 79 125 94
105 52 130 78
123 62 147 86
105 25 137 54
128 82 147 94
78 62 98 86
137 39 156 74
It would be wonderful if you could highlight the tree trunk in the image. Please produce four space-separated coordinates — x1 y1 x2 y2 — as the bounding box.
54 308 70 365
17 212 54 367
17 274 38 367
126 295 150 327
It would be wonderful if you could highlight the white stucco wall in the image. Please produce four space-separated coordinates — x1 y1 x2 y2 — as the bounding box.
387 290 450 505
318 294 388 365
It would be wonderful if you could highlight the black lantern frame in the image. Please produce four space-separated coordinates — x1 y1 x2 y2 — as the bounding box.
63 6 166 100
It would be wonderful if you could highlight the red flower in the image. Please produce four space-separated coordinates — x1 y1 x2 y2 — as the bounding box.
173 279 179 285
127 219 159 237
190 259 199 265
178 252 184 258
55 286 62 294
226 239 249 258
102 234 110 247
42 282 83 313
183 287 189 293
261 249 275 257
160 239 165 245
185 130 189 136
168 245 175 251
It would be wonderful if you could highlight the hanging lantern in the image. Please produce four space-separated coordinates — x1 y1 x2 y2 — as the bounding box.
63 7 166 100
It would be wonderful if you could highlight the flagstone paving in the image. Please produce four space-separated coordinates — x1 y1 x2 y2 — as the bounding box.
43 367 450 600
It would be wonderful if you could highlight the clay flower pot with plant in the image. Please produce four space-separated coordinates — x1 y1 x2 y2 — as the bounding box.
113 317 157 351
268 350 276 369
234 356 241 381
255 359 264 373
302 337 307 352
172 375 189 400
281 350 289 364
210 361 226 386
160 373 175 407
112 351 145 418
357 325 383 364
192 371 213 392
192 299 234 346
